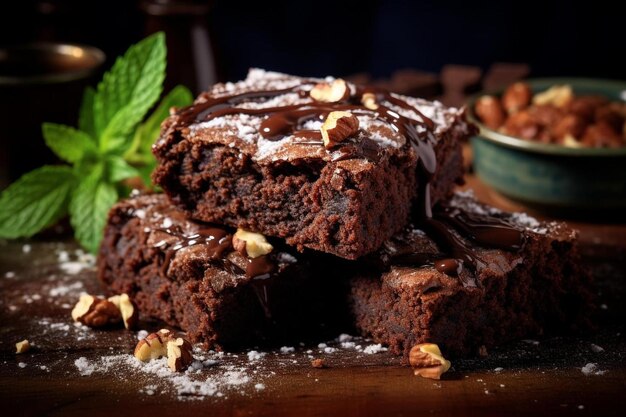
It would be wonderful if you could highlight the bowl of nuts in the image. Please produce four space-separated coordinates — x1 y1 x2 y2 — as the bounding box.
468 78 626 214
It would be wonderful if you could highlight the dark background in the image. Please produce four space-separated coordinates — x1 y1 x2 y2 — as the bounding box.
1 0 623 89
0 0 623 185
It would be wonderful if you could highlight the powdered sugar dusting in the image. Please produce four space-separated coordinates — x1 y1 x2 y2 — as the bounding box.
255 136 293 160
64 333 391 400
363 344 388 354
247 351 266 361
38 318 95 341
56 249 96 275
75 357 95 376
166 68 469 163
388 92 463 136
73 353 263 399
581 363 607 376
49 281 84 297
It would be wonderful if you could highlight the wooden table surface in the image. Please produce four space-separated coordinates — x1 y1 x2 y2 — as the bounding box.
1 171 625 417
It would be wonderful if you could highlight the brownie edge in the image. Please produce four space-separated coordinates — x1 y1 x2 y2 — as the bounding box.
153 69 470 259
348 192 594 359
97 194 348 349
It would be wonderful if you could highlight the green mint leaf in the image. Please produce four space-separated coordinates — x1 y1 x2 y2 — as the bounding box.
125 85 193 164
94 32 166 153
69 165 118 253
42 123 97 164
0 166 76 238
78 86 97 138
105 155 139 183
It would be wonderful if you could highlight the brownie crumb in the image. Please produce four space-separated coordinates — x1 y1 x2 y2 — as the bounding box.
311 358 327 368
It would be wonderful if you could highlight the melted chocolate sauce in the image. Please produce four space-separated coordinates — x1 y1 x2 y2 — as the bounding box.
330 138 384 162
247 256 275 279
156 227 276 279
171 77 525 285
387 253 461 276
435 259 462 276
175 81 433 158
438 205 523 250
177 84 312 125
250 275 273 320
153 225 280 318
410 202 524 286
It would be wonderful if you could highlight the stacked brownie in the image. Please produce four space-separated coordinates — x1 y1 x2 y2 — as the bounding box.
98 69 592 357
349 192 592 357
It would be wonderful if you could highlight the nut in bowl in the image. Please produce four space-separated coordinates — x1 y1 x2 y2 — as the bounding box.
468 78 626 216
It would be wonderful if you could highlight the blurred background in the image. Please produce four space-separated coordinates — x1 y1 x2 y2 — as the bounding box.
1 0 624 185
2 0 624 90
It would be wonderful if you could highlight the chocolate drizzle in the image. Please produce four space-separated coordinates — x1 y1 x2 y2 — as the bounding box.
398 199 525 286
154 226 277 280
153 225 280 318
170 75 525 286
435 259 462 276
174 81 435 160
437 205 523 251
387 203 524 287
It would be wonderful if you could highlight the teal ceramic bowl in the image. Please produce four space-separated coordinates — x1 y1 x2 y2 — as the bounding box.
468 78 626 215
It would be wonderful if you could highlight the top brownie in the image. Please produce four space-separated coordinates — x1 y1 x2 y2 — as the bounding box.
153 69 473 259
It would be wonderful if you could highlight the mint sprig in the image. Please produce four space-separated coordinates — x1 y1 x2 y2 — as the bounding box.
0 166 76 238
69 164 118 254
0 32 193 253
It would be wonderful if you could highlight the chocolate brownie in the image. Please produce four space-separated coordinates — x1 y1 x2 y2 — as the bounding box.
97 193 347 349
349 191 593 358
153 69 472 259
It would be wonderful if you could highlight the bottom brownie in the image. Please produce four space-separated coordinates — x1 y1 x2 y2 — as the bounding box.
349 191 593 359
97 194 347 349
98 193 592 357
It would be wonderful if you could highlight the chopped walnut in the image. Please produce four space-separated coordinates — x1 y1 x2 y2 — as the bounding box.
71 295 121 328
232 229 273 258
321 111 359 148
409 343 451 380
15 339 30 354
311 358 327 368
107 293 138 329
134 329 193 372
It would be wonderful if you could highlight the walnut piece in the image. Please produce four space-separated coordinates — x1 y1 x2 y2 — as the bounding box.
134 329 169 361
562 134 583 148
311 358 327 368
361 92 379 110
134 329 193 372
320 111 360 148
107 293 138 330
502 82 532 114
71 294 121 328
232 229 273 258
310 78 349 103
409 343 451 380
533 85 573 108
475 96 506 130
16 339 30 354
166 337 194 372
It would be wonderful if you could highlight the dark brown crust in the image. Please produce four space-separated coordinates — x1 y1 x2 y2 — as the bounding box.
349 197 594 359
97 194 347 349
